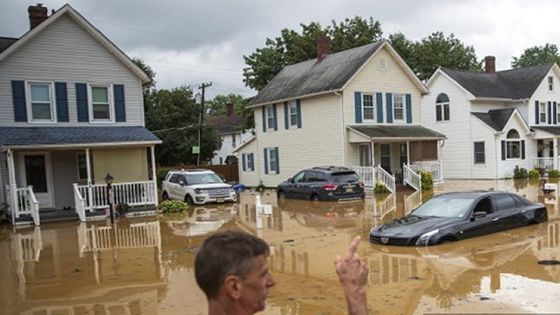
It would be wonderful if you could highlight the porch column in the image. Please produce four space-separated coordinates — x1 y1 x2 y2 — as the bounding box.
554 138 558 170
7 149 18 219
406 141 410 166
370 141 375 167
150 145 159 206
85 148 93 212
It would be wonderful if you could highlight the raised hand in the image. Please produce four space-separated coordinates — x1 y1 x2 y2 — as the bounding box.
335 236 369 315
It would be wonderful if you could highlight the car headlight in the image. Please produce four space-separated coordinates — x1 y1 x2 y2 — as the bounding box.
194 189 204 195
229 188 236 194
415 229 439 246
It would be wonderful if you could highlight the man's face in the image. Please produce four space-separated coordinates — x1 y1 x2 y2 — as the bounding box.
238 254 276 313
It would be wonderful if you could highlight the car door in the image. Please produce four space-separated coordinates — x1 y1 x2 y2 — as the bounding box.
462 196 502 238
491 193 526 230
286 171 305 199
167 174 181 199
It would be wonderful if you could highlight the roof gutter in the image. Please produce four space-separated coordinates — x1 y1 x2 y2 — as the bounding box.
247 89 343 108
1 140 162 151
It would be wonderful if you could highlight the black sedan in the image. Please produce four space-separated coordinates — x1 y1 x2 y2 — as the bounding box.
370 191 548 246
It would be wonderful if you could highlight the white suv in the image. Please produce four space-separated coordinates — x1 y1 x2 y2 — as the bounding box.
162 169 237 205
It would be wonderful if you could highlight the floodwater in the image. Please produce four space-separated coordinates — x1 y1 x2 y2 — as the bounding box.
0 179 559 314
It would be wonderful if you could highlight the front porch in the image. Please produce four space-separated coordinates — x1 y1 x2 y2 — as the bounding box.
531 128 560 172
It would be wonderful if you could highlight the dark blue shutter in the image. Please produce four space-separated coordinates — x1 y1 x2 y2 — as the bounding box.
554 102 558 124
296 99 302 128
242 154 246 171
376 92 383 123
405 94 412 124
76 83 89 122
11 80 27 122
501 141 506 160
273 104 278 131
275 147 279 173
386 93 393 123
535 100 539 125
284 102 289 129
521 140 525 159
55 82 69 122
113 84 126 122
548 101 552 124
262 107 266 132
264 148 269 174
354 92 362 123
250 153 255 171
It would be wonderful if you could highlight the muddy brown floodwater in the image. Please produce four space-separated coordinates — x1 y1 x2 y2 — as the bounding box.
0 179 559 314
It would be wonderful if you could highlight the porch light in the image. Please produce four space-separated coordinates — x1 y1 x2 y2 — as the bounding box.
104 173 114 185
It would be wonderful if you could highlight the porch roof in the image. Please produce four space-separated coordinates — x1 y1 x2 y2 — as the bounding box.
347 125 446 141
0 126 161 149
532 126 560 137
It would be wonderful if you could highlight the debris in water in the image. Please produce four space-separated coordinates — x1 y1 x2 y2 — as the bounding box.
408 276 422 280
538 260 560 265
479 296 491 301
283 239 295 243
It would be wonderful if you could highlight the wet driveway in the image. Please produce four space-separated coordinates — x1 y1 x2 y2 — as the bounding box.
0 179 559 314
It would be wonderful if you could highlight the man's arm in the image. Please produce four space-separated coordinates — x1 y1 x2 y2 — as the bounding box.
335 236 369 315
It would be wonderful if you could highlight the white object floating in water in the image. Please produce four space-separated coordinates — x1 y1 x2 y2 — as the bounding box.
544 183 558 192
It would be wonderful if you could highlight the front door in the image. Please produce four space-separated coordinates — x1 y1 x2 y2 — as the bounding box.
380 144 391 173
19 153 54 208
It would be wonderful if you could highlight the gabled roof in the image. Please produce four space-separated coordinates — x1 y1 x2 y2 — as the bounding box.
249 41 427 107
440 63 554 100
0 37 18 54
347 125 446 140
471 108 516 131
0 4 150 84
207 113 245 134
232 136 256 153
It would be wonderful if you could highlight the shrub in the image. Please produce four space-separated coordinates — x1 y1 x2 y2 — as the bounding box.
548 169 560 178
116 203 130 215
157 166 173 186
528 169 540 179
374 182 390 194
420 171 433 191
513 166 528 179
159 200 188 213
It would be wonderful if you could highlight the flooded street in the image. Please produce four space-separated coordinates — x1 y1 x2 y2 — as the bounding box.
1 179 559 314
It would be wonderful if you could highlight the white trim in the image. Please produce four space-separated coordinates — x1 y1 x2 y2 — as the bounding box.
265 147 278 175
392 93 406 123
88 84 114 123
2 140 161 150
361 93 376 122
17 151 55 208
26 81 57 123
473 141 486 165
539 101 547 124
265 104 275 130
248 89 342 108
426 68 476 99
232 136 256 153
288 100 298 128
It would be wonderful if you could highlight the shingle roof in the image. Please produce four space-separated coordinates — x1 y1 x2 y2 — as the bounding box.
532 126 560 135
441 63 554 99
0 126 160 147
207 114 245 134
348 125 446 139
0 37 18 54
471 108 516 131
249 41 385 106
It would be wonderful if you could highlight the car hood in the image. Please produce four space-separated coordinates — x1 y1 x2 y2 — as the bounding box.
372 215 461 238
190 183 232 189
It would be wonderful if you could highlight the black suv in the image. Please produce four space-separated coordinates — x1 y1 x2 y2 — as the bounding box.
277 166 365 202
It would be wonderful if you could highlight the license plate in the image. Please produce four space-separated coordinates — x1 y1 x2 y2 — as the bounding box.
345 187 353 193
216 198 224 203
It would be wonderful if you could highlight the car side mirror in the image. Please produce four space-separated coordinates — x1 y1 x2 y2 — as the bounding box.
473 211 487 218
179 180 186 186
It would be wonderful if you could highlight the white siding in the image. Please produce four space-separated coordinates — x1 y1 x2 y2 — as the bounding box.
236 139 260 187
496 114 533 178
469 116 498 179
0 15 144 126
528 68 560 127
211 130 253 165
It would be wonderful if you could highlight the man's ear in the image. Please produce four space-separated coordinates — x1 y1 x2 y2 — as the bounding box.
223 275 242 300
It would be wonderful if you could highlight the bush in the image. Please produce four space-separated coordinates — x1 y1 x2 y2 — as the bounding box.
116 203 130 215
374 182 390 194
157 166 173 187
159 200 188 213
513 166 528 179
548 169 560 178
420 171 433 191
528 169 540 179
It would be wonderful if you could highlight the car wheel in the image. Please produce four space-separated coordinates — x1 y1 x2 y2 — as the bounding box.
162 191 169 200
277 190 287 201
185 195 194 205
311 194 320 202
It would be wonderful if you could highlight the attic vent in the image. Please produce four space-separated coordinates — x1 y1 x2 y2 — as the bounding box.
379 58 387 71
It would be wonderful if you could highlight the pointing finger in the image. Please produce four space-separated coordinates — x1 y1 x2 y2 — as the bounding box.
347 235 361 258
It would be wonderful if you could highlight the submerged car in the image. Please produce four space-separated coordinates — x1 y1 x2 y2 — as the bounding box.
370 191 548 246
277 166 365 202
161 169 237 205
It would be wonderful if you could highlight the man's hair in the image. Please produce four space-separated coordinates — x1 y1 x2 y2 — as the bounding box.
195 230 270 299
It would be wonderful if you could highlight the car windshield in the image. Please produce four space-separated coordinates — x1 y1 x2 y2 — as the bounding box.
186 173 223 185
332 172 359 183
411 196 474 218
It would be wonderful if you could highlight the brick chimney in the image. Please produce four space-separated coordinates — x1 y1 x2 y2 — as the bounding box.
485 56 496 73
226 102 234 116
28 4 49 30
316 36 331 63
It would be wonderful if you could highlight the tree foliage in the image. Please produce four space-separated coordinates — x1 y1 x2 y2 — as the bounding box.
243 17 383 91
511 43 560 68
206 93 254 131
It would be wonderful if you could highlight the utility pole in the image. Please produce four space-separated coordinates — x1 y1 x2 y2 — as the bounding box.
197 82 212 166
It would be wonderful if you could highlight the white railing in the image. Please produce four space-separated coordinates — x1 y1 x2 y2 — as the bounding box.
533 157 555 170
411 160 443 183
404 190 422 215
376 165 396 193
73 183 87 222
12 227 43 262
377 193 396 217
15 186 40 225
351 166 375 189
403 164 421 191
78 221 161 254
77 181 157 210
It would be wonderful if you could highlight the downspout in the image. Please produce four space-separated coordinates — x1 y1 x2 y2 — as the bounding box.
335 91 346 166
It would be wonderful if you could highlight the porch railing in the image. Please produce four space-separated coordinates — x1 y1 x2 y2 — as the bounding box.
533 157 554 170
411 160 443 183
376 165 396 193
351 166 375 189
78 221 161 254
14 186 40 225
73 183 87 222
77 181 157 210
403 164 421 191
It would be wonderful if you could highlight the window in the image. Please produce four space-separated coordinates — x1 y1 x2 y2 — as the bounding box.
539 102 547 123
435 93 450 122
557 103 560 124
28 82 55 121
362 94 375 120
359 144 372 166
549 76 554 91
493 194 517 211
474 141 485 164
90 85 112 121
288 101 298 127
266 104 275 129
304 171 327 182
393 94 404 121
266 147 279 174
506 129 521 159
242 153 254 171
231 134 236 148
292 171 305 183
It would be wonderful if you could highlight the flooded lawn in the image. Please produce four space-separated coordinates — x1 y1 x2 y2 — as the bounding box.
1 179 559 314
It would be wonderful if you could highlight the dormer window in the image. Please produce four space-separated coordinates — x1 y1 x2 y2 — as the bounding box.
27 82 55 122
549 76 554 91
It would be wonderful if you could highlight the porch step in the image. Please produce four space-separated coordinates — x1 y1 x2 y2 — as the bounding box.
39 210 79 223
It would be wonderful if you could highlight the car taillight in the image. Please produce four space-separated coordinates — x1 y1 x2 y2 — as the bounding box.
323 183 337 191
358 181 364 188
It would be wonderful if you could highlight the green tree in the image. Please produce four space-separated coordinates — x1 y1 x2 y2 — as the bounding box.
243 16 383 91
512 43 560 68
206 93 254 130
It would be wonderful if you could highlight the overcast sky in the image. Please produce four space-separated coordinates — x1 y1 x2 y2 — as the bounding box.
2 0 560 99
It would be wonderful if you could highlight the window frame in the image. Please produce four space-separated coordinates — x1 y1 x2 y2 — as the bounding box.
288 101 298 127
231 134 236 148
556 103 560 124
88 84 114 123
435 93 450 122
549 76 554 92
265 104 275 130
473 141 485 165
505 130 521 160
26 81 56 123
362 93 375 121
539 101 547 123
393 93 405 122
243 153 254 172
359 144 372 167
267 147 278 174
